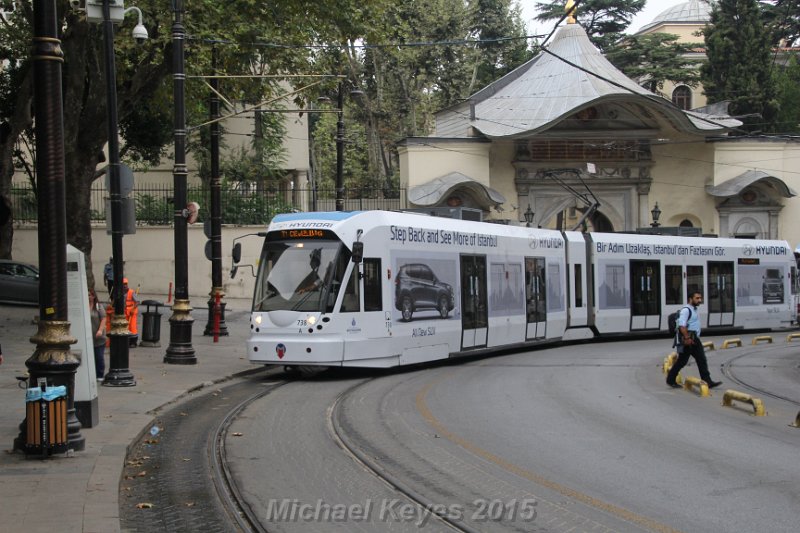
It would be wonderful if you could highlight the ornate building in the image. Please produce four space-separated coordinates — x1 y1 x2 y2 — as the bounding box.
398 6 800 244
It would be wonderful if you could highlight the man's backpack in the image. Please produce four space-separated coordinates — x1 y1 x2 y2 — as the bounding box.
668 306 692 336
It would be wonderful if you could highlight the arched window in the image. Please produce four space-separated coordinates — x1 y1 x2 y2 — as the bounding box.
672 86 692 110
679 219 693 227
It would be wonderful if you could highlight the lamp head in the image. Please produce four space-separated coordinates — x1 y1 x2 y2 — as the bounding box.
132 22 148 43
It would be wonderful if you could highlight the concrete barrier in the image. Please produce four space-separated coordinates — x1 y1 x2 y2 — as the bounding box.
786 333 800 343
702 341 715 351
683 376 710 397
722 338 742 349
722 389 765 416
751 335 773 345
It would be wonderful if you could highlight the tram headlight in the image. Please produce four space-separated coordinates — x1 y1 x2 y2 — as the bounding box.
254 315 263 326
307 315 317 326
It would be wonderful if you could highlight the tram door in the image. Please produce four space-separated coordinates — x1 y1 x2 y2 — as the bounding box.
460 255 488 349
630 260 660 330
525 257 546 339
707 261 734 326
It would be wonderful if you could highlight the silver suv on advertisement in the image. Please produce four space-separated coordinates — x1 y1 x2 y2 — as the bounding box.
762 268 784 304
394 263 454 321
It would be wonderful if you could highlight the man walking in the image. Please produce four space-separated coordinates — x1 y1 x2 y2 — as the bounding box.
667 291 722 389
104 257 114 295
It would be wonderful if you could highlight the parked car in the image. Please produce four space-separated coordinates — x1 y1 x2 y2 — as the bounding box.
0 260 39 305
394 263 454 321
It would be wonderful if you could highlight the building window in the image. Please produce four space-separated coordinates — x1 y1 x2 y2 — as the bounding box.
672 86 692 110
679 219 693 227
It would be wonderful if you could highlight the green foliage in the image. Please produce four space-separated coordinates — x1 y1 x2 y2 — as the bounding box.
774 55 800 133
135 194 171 226
534 0 646 52
605 33 703 93
701 0 779 132
761 0 800 47
311 106 371 191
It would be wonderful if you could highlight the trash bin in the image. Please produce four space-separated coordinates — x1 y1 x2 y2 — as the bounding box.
140 300 164 347
25 379 68 456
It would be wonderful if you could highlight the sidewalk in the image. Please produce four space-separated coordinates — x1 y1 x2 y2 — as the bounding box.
0 295 258 533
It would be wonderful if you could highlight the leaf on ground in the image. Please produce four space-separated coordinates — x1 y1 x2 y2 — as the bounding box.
136 502 153 509
232 432 243 437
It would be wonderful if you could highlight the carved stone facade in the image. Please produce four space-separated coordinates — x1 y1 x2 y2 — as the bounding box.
513 139 653 231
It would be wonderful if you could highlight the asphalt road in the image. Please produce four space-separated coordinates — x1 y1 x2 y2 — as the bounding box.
223 336 800 533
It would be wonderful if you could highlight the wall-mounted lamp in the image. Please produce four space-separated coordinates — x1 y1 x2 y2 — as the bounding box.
650 202 661 227
524 204 534 227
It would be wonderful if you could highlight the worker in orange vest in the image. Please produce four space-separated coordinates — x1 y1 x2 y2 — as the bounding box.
104 278 140 347
121 278 139 347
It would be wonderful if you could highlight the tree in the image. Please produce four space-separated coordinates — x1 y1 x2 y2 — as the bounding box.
0 0 381 273
310 0 531 190
761 0 800 47
605 33 703 94
467 0 532 92
534 0 646 52
701 0 779 132
774 55 800 134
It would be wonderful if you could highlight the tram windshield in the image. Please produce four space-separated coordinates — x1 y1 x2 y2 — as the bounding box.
253 239 349 313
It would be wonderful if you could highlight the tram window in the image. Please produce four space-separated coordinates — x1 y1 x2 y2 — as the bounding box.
340 265 360 312
687 265 703 298
363 258 383 312
665 265 682 305
792 266 798 295
574 264 583 307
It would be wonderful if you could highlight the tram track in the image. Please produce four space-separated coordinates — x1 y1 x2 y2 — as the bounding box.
327 378 477 533
211 378 289 533
719 348 800 407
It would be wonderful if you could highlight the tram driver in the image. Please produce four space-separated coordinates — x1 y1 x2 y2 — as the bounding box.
296 249 325 294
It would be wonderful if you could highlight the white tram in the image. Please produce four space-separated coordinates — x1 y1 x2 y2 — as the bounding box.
241 211 797 368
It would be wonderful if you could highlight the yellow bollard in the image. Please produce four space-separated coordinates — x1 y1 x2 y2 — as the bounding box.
792 411 800 428
683 376 710 397
663 352 678 375
722 338 742 349
702 341 715 351
722 389 765 416
752 335 773 345
786 333 800 343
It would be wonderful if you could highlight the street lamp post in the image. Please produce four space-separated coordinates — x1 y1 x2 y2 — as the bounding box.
204 46 227 337
15 0 85 452
335 83 345 212
165 0 197 364
101 0 135 387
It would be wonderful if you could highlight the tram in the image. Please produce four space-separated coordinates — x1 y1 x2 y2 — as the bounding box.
238 210 797 368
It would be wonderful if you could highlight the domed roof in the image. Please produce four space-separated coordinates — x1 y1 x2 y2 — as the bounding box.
638 0 711 33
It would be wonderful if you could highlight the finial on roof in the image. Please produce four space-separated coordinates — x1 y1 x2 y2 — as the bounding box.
565 0 576 24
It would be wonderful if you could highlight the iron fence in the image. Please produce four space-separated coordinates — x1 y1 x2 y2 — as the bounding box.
9 183 407 225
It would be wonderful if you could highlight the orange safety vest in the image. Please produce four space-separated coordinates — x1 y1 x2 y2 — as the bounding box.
124 288 138 335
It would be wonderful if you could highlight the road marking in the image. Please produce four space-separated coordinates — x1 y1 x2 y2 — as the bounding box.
416 378 684 533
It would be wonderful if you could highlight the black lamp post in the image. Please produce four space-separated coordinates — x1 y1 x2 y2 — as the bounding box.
101 0 135 387
335 82 345 212
650 202 662 228
15 0 85 452
204 46 227 337
165 0 197 364
524 204 534 227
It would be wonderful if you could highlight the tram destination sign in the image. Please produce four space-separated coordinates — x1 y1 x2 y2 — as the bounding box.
270 229 336 240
